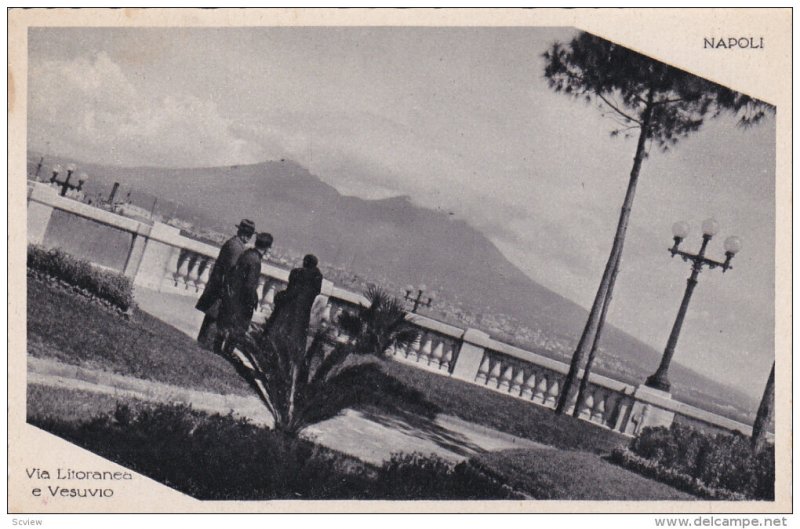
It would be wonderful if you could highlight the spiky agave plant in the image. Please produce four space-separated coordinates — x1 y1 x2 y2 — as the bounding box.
227 286 419 435
336 285 420 357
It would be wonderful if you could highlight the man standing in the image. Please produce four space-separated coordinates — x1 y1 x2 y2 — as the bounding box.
215 232 274 356
267 254 323 346
195 219 255 345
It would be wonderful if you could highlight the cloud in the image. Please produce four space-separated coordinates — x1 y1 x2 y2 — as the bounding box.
28 52 263 167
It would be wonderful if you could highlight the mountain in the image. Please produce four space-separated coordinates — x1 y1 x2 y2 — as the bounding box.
26 153 760 423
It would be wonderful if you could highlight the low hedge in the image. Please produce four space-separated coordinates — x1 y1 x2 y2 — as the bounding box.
27 245 135 312
609 449 747 500
375 452 522 500
612 423 774 500
30 401 520 500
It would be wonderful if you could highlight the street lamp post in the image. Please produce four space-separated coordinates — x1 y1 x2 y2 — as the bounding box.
34 156 44 180
49 163 89 197
403 284 435 313
644 218 742 392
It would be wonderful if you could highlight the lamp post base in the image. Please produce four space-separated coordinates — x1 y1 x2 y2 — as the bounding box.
644 373 671 393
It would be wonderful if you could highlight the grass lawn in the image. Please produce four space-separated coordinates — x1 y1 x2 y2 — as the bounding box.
27 384 142 425
472 448 697 500
376 360 628 454
28 277 250 396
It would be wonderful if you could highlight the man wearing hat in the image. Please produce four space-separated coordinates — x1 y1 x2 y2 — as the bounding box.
267 254 324 346
215 232 274 356
195 219 255 346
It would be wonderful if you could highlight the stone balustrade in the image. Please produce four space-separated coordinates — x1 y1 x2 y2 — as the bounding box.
390 315 462 375
26 180 763 439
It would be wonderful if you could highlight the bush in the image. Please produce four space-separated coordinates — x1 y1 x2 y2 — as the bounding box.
33 402 376 500
27 245 135 312
376 452 522 500
30 401 518 500
620 423 774 500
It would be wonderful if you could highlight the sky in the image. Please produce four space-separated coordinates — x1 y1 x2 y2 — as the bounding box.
26 27 776 398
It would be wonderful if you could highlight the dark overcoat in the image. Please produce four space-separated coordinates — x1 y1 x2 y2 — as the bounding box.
195 236 245 317
218 248 264 334
268 266 323 344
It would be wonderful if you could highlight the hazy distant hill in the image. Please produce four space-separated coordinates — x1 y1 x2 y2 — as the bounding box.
27 153 760 423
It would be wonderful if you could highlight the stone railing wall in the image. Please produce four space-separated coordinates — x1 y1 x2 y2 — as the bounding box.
26 181 760 438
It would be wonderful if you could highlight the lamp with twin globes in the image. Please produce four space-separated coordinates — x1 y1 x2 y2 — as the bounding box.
403 284 435 314
644 218 742 392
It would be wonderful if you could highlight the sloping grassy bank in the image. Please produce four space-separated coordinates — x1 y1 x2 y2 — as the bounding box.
28 277 249 396
472 448 696 500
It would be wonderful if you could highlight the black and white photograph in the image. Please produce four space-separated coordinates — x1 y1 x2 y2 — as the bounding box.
9 7 791 514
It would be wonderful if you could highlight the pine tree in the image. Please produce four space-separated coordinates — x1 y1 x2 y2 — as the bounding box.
543 32 772 414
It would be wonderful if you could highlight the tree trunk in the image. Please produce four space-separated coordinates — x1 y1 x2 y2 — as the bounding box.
555 92 654 414
751 362 775 453
572 251 621 417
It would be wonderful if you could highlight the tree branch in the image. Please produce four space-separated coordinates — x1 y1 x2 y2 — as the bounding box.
596 92 643 125
653 96 685 106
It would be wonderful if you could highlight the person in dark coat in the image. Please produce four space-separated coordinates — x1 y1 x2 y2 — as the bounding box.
215 232 273 356
267 254 323 346
195 219 255 345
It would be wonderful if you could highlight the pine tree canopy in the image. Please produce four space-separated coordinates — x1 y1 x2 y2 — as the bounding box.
543 32 774 150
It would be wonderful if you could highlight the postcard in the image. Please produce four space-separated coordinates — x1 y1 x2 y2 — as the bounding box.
7 7 792 516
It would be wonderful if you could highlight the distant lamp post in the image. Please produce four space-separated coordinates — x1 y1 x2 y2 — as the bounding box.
49 164 62 184
34 156 44 180
644 218 742 392
50 162 88 197
403 284 434 313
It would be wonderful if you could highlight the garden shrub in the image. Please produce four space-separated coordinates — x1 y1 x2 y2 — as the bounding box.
33 402 376 500
30 402 518 500
27 245 135 312
619 423 774 500
375 452 522 500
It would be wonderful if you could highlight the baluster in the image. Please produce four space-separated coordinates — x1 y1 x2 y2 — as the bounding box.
265 284 277 305
475 356 491 384
172 249 190 287
521 372 537 400
604 393 621 427
511 369 525 395
498 365 514 392
185 253 200 290
431 341 444 367
420 336 433 364
591 390 607 423
487 360 502 386
545 378 560 407
196 258 212 292
578 391 594 420
256 277 268 311
442 344 454 370
321 301 332 324
533 375 548 404
162 248 180 290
